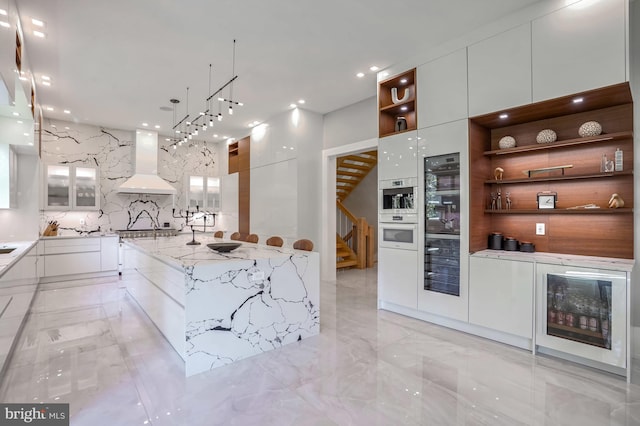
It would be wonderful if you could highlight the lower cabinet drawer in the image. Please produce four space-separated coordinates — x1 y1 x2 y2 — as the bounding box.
44 252 102 277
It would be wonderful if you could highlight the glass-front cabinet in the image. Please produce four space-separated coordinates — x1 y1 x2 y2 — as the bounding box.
188 176 220 211
44 164 99 210
424 152 461 296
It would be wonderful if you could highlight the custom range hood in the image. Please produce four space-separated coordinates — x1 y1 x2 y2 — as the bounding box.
117 130 176 195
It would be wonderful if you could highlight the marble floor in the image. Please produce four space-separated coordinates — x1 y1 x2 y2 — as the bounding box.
1 267 640 425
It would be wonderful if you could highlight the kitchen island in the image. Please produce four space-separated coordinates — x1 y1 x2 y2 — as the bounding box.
122 234 319 376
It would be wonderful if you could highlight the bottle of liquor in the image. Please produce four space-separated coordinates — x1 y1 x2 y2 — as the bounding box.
615 148 623 172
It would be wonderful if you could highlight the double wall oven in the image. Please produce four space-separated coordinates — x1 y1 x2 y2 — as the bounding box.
379 177 418 250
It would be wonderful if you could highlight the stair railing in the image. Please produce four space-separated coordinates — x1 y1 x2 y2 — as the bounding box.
336 200 374 269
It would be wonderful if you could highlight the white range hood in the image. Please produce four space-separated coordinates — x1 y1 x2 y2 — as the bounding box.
118 130 176 195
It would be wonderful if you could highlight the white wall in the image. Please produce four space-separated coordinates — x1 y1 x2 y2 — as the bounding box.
0 153 40 241
323 96 377 150
249 108 323 247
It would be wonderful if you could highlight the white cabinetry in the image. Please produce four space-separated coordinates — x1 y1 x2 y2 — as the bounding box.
0 144 17 209
532 0 626 102
469 256 534 339
42 236 117 278
100 236 119 272
378 247 418 310
187 175 220 211
468 23 532 116
0 244 38 371
378 130 418 181
417 48 468 127
44 164 100 211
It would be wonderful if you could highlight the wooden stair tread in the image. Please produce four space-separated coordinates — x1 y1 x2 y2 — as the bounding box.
337 259 358 268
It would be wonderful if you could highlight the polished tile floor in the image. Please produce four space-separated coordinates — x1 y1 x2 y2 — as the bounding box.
2 267 640 425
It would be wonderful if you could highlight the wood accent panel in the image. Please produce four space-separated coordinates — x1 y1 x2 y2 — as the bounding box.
468 120 492 253
228 141 239 174
238 136 250 171
468 83 634 259
239 169 250 235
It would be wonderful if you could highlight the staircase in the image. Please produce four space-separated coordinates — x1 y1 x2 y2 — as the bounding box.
336 150 377 269
336 150 378 202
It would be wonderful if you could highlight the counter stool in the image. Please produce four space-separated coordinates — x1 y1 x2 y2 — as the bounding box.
266 236 284 247
214 231 224 238
293 239 313 251
230 232 242 241
246 234 259 243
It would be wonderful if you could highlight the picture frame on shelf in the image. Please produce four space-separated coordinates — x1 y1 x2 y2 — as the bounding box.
537 192 557 209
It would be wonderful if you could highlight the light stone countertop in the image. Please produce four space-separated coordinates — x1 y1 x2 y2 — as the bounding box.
471 249 634 272
0 241 38 279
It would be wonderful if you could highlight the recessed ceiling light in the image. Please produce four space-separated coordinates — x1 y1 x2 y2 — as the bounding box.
0 21 9 28
12 112 19 116
369 66 379 72
142 122 148 127
51 124 56 128
213 134 218 137
41 75 50 81
23 133 29 136
63 109 70 114
573 97 584 103
400 106 408 111
16 120 22 124
18 76 27 81
165 138 170 141
64 126 69 130
0 9 6 16
154 125 160 129
499 113 509 119
31 18 44 27
356 72 365 78
42 81 51 86
289 103 297 108
33 30 45 38
28 142 33 146
380 72 389 78
298 99 305 104
400 78 408 84
46 107 53 111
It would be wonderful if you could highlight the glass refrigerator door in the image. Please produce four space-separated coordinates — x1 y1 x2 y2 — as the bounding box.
536 264 627 368
424 153 460 296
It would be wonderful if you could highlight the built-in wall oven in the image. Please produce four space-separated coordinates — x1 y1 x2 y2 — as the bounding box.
536 263 628 369
380 177 417 215
379 222 417 250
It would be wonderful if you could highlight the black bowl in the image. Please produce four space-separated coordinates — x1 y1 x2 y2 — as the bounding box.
207 242 242 253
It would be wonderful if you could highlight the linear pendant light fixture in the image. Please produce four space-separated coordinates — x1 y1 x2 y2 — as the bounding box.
168 39 243 149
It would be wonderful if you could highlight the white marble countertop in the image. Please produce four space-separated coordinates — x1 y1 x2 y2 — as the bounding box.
0 241 37 279
39 233 118 240
124 234 308 271
471 249 634 272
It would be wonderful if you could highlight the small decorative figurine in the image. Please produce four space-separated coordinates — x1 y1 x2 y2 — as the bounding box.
505 192 512 210
608 193 625 208
494 167 504 181
490 192 497 210
496 189 502 210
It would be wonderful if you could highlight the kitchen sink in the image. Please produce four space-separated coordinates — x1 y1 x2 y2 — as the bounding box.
0 247 16 254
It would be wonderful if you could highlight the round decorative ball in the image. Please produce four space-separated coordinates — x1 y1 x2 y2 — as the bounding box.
498 136 516 149
578 121 602 138
536 129 557 144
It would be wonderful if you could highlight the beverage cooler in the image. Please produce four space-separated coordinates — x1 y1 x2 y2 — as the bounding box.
424 153 461 296
536 263 628 369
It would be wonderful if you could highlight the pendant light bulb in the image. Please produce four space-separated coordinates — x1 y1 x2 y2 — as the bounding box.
202 124 207 131
209 118 214 127
228 105 233 115
194 128 198 136
218 113 222 121
188 134 193 140
173 144 177 150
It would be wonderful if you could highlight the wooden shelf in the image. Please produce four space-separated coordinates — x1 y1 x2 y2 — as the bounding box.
548 322 605 339
378 68 417 138
484 208 632 214
484 131 633 156
484 170 633 185
469 83 634 259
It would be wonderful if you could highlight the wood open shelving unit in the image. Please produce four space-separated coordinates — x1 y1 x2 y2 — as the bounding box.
378 68 417 138
469 82 634 259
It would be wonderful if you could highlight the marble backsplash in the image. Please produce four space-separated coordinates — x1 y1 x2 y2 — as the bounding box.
40 119 221 235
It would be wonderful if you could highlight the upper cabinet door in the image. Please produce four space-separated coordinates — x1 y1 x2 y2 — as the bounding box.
74 167 99 210
417 48 468 128
468 23 532 116
532 0 626 102
378 130 418 181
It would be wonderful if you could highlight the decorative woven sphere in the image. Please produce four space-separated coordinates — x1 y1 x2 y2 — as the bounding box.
578 121 602 138
536 129 557 144
498 136 516 149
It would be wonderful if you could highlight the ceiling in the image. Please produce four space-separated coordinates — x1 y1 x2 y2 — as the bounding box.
16 0 544 142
